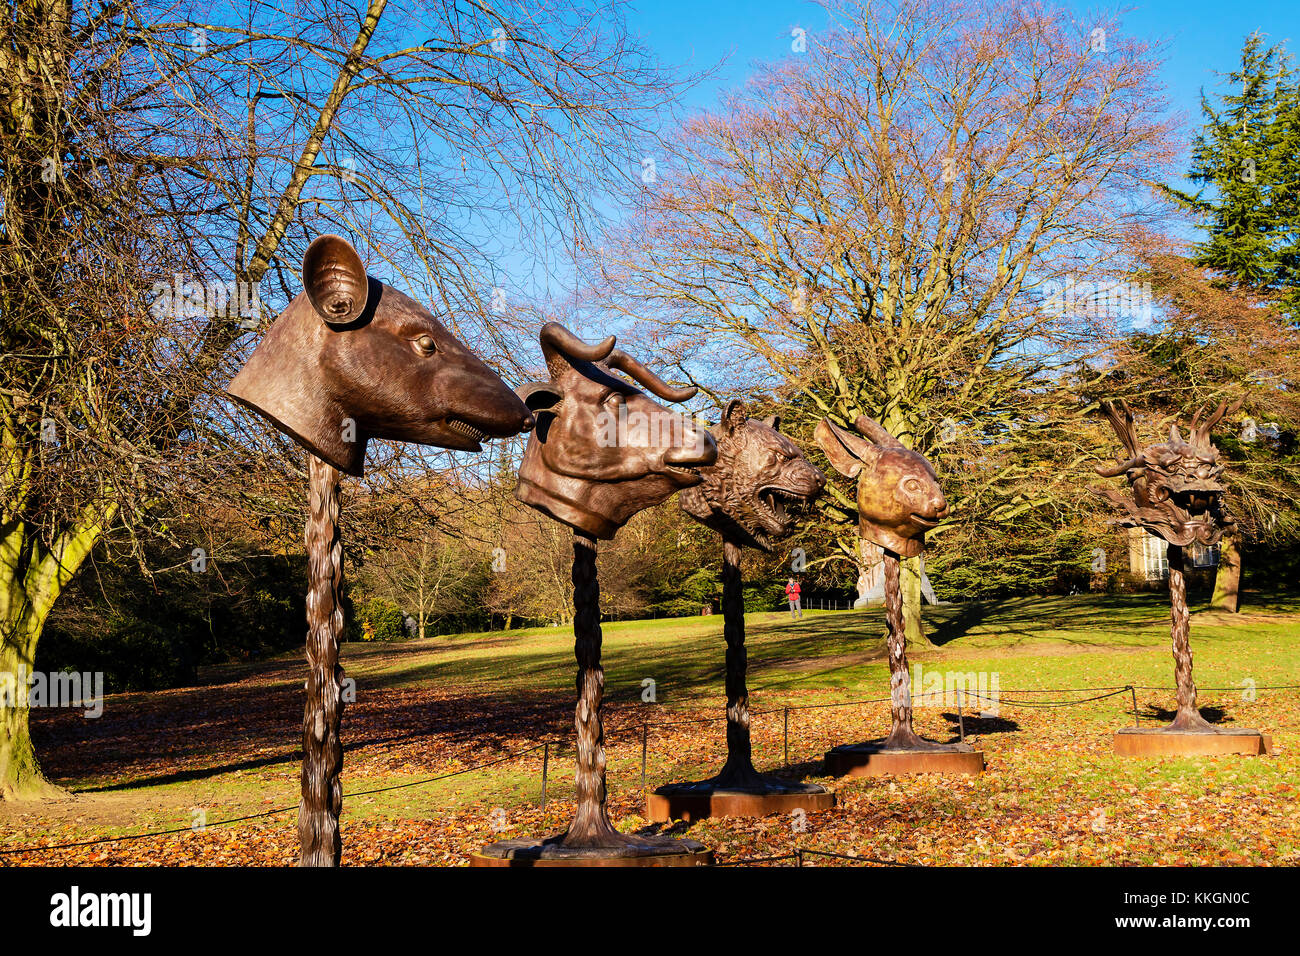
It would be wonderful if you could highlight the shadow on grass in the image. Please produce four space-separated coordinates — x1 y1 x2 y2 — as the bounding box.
941 712 1021 736
1139 704 1234 726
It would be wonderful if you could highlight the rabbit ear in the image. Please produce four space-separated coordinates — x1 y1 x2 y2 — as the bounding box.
816 418 876 478
303 235 369 326
853 414 904 448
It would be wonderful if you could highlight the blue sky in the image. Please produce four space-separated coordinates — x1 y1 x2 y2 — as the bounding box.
625 0 1300 155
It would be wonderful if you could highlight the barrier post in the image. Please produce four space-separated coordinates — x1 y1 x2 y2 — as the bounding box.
957 687 965 743
540 741 549 807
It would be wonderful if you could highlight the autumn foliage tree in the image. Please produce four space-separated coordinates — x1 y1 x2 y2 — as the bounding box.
602 0 1180 645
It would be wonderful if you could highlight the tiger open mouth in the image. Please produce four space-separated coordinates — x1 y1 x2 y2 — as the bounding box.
756 485 811 532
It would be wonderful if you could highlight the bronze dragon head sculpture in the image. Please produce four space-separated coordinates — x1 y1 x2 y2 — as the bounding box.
1093 399 1239 547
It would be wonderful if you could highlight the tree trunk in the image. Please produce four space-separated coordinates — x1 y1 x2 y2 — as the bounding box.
900 554 932 648
1211 534 1241 613
0 618 64 800
854 537 884 607
1166 543 1212 732
563 532 619 845
299 455 346 866
0 505 108 800
881 549 925 748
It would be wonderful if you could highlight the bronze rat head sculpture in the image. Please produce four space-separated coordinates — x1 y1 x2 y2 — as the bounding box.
514 322 717 539
815 415 948 558
1094 399 1238 546
227 234 533 475
226 234 533 867
679 400 825 551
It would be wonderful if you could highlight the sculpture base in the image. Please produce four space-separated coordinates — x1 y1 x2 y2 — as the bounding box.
647 779 834 822
1113 727 1272 757
469 832 713 867
825 740 984 777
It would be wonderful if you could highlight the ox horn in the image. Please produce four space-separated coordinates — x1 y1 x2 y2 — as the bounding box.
539 321 617 369
605 349 697 403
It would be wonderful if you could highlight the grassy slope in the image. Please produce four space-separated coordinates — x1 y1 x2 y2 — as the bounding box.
2 590 1297 865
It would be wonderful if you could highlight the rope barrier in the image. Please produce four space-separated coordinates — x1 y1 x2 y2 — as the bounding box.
958 687 1134 709
0 740 554 856
3 679 1293 858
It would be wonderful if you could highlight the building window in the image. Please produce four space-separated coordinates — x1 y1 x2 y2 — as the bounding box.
1188 541 1220 568
1139 533 1168 580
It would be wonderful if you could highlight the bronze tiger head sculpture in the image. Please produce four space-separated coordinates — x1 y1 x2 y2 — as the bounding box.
815 415 949 558
227 234 533 474
679 400 825 551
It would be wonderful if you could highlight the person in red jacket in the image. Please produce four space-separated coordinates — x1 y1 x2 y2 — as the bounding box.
785 577 802 619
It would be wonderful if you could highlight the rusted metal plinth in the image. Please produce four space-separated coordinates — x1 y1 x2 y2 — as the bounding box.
469 834 713 867
647 782 834 822
1113 728 1272 757
825 742 985 777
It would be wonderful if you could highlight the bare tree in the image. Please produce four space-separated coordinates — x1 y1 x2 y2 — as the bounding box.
1 0 682 797
600 0 1180 645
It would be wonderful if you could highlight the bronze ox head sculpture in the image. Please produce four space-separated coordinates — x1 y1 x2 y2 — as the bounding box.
515 322 718 538
1094 399 1238 547
815 415 949 558
679 400 826 551
227 235 533 475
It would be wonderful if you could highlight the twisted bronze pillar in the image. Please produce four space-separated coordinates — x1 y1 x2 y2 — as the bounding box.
717 540 757 784
881 548 920 748
300 455 345 866
564 533 618 845
1167 543 1211 732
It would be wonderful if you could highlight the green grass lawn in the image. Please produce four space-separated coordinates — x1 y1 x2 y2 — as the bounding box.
3 589 1297 866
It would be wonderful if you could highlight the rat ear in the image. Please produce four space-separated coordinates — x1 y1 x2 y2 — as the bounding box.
303 234 369 326
815 419 873 478
722 399 748 433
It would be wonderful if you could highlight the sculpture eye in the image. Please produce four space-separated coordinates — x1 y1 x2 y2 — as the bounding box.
414 334 437 355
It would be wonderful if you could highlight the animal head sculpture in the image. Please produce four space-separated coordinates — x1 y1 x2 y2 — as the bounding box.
1093 399 1238 547
815 415 949 558
515 322 718 539
679 400 826 552
227 235 533 476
